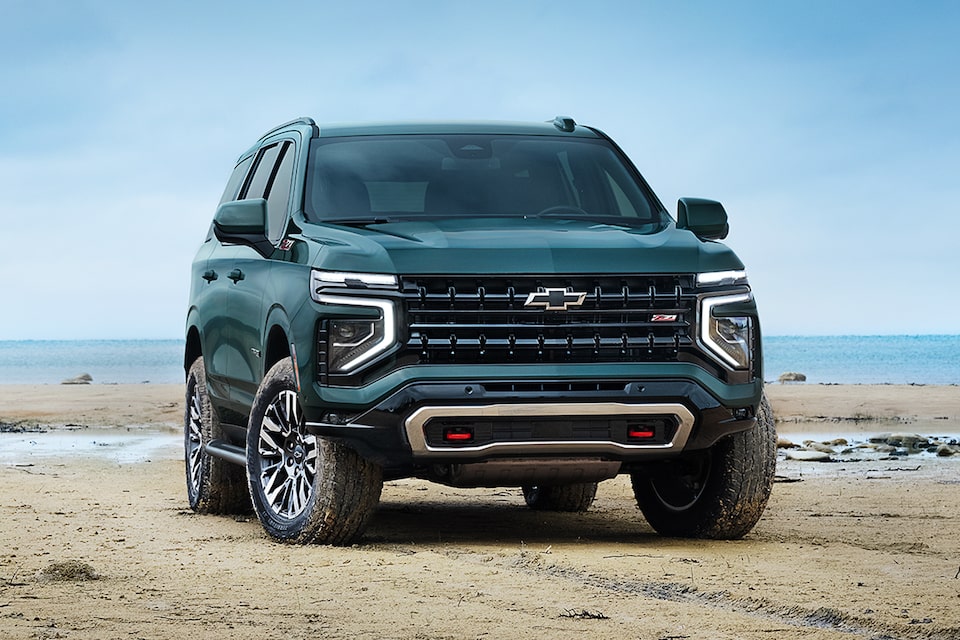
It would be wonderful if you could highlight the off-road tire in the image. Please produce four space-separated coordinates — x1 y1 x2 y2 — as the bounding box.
246 358 383 545
631 393 776 539
522 482 598 512
184 357 250 514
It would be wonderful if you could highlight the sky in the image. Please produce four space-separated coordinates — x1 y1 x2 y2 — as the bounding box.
1 0 958 339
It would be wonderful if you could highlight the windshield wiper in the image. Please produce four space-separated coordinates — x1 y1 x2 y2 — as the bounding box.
530 212 658 228
322 216 395 226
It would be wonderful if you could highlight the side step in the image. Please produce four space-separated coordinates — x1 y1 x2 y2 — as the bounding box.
205 439 246 466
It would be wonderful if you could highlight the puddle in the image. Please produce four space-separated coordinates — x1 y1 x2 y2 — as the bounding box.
0 428 182 464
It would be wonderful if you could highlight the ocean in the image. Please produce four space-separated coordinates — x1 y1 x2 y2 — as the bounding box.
0 336 957 386
0 340 184 385
762 335 959 385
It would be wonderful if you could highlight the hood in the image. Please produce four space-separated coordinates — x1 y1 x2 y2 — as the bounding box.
302 217 744 275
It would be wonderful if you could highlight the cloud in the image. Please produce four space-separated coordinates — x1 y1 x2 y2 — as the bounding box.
1 0 958 337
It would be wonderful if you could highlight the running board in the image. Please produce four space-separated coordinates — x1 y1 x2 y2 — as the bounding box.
205 439 246 466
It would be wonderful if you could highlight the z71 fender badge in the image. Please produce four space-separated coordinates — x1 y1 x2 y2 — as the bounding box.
279 238 295 251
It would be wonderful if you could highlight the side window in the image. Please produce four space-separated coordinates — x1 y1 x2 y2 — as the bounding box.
265 143 295 242
219 156 254 205
242 143 282 200
240 141 296 244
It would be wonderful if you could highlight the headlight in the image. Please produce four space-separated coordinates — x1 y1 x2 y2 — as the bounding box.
700 293 753 369
316 295 396 373
311 270 399 373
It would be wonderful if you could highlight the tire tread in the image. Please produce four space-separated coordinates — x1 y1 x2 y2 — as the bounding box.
185 357 249 515
632 393 776 539
522 482 598 512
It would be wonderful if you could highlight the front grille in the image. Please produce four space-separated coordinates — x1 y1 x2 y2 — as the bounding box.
400 275 697 365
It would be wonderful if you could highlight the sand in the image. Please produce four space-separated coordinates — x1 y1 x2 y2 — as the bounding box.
1 383 959 639
3 382 959 431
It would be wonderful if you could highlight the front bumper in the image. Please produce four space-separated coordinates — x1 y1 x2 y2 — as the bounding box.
303 367 762 470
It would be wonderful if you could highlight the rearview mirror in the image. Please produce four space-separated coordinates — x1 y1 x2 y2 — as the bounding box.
676 198 729 240
213 199 273 255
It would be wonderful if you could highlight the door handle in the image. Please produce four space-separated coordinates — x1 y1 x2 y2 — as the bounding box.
202 270 218 282
228 269 245 283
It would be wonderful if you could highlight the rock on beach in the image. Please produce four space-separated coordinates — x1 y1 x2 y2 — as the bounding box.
61 373 93 385
786 449 833 462
802 441 837 454
936 444 958 457
777 437 798 449
884 433 930 450
778 372 807 383
782 431 960 463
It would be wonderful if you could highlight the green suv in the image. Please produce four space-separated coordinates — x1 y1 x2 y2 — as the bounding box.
184 116 775 545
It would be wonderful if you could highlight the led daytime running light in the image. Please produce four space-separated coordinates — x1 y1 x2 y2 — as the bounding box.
311 270 397 296
317 295 396 372
696 270 747 287
700 293 752 369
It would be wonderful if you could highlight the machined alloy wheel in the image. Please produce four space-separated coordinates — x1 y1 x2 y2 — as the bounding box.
246 358 383 545
254 389 319 520
185 383 205 499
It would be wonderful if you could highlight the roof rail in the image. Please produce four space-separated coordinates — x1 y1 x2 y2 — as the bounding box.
552 115 576 132
258 117 318 141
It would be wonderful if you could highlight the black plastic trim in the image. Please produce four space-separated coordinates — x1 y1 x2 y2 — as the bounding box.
304 378 757 470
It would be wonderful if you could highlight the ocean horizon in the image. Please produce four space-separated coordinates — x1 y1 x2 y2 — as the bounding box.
0 336 957 386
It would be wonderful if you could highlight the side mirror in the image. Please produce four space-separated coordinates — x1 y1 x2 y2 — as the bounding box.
676 197 729 240
213 199 273 255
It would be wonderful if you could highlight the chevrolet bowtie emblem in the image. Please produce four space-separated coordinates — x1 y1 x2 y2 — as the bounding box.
523 288 587 311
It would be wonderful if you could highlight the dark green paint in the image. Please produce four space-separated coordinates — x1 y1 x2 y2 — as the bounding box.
676 197 729 240
187 118 763 431
300 216 743 276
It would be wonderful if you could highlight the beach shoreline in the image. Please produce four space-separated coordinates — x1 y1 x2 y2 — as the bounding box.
2 382 958 433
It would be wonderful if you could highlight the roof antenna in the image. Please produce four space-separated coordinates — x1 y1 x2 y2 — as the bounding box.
552 116 576 132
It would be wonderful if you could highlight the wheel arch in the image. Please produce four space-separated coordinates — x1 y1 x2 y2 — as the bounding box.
184 324 203 377
264 323 291 376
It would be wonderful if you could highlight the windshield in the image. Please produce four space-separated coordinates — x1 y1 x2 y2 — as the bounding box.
304 134 664 226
